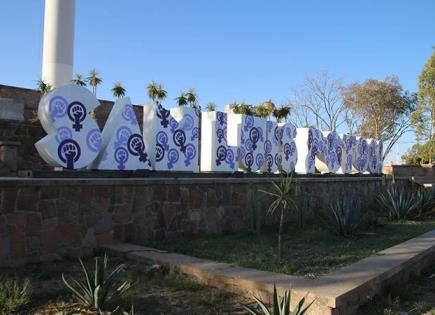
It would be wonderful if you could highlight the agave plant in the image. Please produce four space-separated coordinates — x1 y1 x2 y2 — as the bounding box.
377 185 418 220
326 197 364 237
415 187 435 217
62 254 131 311
206 102 216 112
243 284 314 315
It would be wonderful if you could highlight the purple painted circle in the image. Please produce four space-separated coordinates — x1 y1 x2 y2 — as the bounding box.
56 126 72 143
49 96 68 122
86 128 102 153
57 138 81 169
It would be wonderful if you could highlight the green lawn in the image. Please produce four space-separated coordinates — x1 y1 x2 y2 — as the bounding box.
144 219 435 277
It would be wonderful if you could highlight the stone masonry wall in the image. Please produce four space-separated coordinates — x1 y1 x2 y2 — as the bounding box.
0 176 399 267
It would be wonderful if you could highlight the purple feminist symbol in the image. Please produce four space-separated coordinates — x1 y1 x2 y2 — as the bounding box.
67 101 87 132
264 140 272 154
86 128 102 153
249 127 260 151
245 152 254 172
216 128 225 144
244 139 253 152
216 145 227 166
167 148 179 169
184 144 196 166
258 127 264 142
275 127 283 145
173 129 187 153
169 118 179 133
216 112 225 126
49 96 68 122
114 147 128 170
266 154 273 172
156 144 165 162
114 126 132 149
156 131 169 150
256 153 264 169
244 116 254 132
56 126 72 143
191 127 199 141
180 114 194 131
58 139 81 169
225 148 235 169
122 105 137 125
284 143 291 161
274 153 282 167
238 146 245 160
127 133 149 164
157 104 170 128
267 121 273 133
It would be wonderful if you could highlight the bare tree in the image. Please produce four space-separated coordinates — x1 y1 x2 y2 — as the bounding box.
291 71 345 131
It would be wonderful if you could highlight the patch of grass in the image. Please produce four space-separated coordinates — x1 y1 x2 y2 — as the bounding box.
0 256 249 314
0 278 31 314
143 219 435 277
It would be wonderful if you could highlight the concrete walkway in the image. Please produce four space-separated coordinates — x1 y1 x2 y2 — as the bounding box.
104 228 435 315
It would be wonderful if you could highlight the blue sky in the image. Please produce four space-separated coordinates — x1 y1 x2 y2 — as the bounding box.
1 0 434 162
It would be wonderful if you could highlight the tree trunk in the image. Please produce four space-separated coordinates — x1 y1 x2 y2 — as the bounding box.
278 205 285 261
430 103 434 165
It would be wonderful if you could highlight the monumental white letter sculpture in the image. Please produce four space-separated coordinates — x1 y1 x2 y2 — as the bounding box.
279 122 298 173
35 84 102 169
367 139 383 175
227 114 266 172
200 111 237 172
90 97 152 170
143 103 200 172
338 134 355 174
316 131 343 173
294 128 326 174
353 137 369 173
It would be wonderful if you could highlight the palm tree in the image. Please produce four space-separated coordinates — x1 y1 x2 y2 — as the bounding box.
273 105 291 123
260 174 296 261
71 74 87 86
175 92 188 106
87 69 102 96
147 81 167 104
186 88 200 110
111 82 126 98
206 102 216 112
36 79 52 94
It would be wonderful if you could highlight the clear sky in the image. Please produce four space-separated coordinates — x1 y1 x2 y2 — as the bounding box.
1 0 434 162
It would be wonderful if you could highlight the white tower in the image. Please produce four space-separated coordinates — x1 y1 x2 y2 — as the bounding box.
41 0 76 88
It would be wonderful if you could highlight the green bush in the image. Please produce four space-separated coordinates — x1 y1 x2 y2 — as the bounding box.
243 284 314 315
62 254 131 312
377 186 419 220
0 278 31 314
325 198 365 237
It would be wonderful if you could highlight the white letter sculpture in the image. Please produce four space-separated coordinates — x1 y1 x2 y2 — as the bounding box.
143 103 200 172
90 97 152 170
35 84 102 169
200 111 237 172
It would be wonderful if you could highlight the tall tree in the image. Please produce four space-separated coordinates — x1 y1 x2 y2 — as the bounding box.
291 71 344 130
147 81 167 104
342 76 417 160
414 50 435 164
111 82 126 98
71 74 87 86
87 69 102 96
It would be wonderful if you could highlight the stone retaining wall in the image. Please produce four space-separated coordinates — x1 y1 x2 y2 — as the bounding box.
0 176 398 267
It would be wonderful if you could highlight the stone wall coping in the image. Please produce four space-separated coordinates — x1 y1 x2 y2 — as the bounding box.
104 228 435 314
0 175 389 187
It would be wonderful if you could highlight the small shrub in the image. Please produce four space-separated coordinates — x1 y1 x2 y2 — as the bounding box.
377 186 418 220
325 198 364 237
62 254 131 311
243 284 314 315
0 278 31 314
